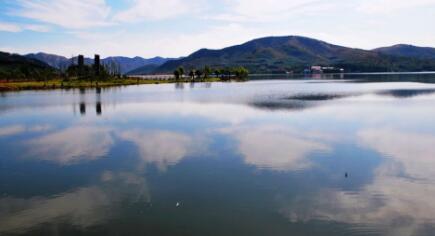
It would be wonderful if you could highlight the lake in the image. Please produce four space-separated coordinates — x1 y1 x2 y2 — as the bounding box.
1 73 435 236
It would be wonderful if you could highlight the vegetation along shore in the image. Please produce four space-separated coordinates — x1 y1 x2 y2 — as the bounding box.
0 52 248 91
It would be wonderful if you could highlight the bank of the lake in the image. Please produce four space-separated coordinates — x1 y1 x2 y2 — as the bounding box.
0 77 224 91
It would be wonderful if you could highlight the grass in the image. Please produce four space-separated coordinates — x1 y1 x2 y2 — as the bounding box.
0 77 225 91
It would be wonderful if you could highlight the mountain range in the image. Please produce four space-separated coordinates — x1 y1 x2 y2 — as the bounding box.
25 53 174 74
4 36 435 75
155 36 435 74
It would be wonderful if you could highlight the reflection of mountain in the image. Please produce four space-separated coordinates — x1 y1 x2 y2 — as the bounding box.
250 92 356 111
376 89 435 98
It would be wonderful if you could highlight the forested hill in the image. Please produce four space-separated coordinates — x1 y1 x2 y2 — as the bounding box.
154 36 435 74
0 52 54 80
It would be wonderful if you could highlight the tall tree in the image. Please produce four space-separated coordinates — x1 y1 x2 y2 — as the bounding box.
204 66 211 79
195 69 203 80
177 67 184 79
173 70 180 80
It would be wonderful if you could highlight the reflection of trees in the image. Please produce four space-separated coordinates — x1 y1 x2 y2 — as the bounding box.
74 88 104 116
175 82 184 90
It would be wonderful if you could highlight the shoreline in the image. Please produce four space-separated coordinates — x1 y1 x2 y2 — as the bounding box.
0 77 224 92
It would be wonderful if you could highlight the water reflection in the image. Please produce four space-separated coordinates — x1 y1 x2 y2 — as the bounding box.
0 124 52 137
26 126 113 165
277 128 435 235
376 88 435 98
77 89 103 116
119 130 198 170
223 125 332 171
0 171 150 235
2 76 435 235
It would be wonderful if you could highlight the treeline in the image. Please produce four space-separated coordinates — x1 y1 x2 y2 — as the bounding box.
64 63 123 81
173 66 249 81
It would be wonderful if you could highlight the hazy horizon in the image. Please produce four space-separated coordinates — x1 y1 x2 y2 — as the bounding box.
1 0 435 58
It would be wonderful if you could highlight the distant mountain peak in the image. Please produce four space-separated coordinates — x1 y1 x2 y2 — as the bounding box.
374 44 435 59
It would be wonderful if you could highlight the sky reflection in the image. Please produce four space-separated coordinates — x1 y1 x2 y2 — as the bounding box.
2 78 435 235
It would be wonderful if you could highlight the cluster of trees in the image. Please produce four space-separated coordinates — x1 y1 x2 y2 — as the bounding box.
64 61 122 81
0 66 55 82
173 66 249 81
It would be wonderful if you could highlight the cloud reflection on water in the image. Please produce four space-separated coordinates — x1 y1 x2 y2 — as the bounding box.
0 171 150 234
120 130 196 171
221 125 333 171
279 128 435 236
26 126 114 165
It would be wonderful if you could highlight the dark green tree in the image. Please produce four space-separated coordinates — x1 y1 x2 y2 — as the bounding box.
204 66 211 79
195 69 203 80
173 70 180 80
189 70 195 80
177 67 184 80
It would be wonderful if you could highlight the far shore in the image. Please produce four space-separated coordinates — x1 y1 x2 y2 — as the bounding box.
0 76 224 91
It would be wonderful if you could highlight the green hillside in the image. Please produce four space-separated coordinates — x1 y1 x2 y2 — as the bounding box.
0 52 55 80
155 36 435 74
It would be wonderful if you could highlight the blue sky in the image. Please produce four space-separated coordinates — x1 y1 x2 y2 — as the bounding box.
0 0 434 58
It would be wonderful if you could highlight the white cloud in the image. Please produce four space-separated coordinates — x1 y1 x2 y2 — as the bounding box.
14 23 291 57
114 0 204 22
358 0 435 14
0 22 49 33
13 0 112 29
214 0 340 22
0 22 21 32
3 0 435 56
23 24 51 32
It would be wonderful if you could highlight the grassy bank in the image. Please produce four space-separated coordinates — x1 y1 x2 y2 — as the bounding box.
0 77 224 91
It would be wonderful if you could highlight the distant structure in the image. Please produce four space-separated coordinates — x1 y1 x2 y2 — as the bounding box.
78 55 84 67
94 54 100 76
311 66 322 73
78 55 84 76
309 65 344 74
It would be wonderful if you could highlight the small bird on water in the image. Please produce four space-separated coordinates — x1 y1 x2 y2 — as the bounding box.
345 172 348 178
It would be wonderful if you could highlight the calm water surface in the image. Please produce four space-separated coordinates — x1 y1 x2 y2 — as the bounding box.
2 74 435 235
